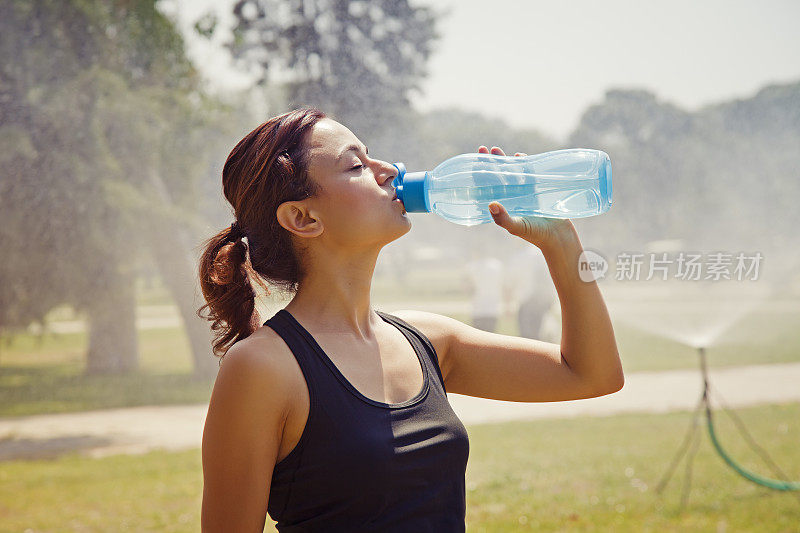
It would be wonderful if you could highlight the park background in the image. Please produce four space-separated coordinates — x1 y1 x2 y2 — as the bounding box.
1 0 799 531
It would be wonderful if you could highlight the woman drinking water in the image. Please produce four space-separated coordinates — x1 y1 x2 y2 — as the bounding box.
198 107 623 532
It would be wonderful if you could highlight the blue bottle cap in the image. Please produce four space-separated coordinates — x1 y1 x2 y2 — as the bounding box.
392 162 429 213
391 162 405 189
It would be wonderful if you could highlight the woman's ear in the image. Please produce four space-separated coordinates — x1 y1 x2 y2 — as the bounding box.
276 200 324 239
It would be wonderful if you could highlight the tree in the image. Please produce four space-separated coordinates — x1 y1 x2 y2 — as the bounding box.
568 82 800 281
227 0 439 140
0 0 236 377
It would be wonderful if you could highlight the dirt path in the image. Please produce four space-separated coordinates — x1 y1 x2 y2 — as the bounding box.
2 362 800 462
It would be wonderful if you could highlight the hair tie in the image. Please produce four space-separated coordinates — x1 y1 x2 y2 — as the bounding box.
228 221 244 242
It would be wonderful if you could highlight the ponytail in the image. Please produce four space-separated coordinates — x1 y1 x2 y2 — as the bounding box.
196 107 326 360
197 223 268 359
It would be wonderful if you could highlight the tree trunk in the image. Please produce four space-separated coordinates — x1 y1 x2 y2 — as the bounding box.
85 266 139 375
147 229 219 379
142 168 219 379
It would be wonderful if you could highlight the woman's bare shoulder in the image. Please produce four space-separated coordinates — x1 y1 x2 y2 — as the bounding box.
214 324 302 402
222 324 296 375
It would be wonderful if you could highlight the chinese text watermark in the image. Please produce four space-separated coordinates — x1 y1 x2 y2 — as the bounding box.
577 251 763 282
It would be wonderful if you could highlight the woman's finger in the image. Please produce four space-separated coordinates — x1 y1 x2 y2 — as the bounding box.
490 146 505 156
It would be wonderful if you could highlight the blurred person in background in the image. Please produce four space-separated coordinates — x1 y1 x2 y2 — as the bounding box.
507 245 558 340
465 250 504 333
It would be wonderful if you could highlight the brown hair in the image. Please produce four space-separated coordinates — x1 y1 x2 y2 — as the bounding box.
196 107 326 358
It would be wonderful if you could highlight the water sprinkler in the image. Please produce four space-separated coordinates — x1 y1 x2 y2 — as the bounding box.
655 345 800 509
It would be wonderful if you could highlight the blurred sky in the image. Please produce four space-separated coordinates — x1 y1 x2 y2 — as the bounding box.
162 0 800 141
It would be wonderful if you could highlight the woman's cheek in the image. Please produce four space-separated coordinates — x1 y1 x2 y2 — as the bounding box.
325 184 385 229
327 193 370 229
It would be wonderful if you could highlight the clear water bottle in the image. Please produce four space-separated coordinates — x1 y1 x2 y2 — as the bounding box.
391 148 613 226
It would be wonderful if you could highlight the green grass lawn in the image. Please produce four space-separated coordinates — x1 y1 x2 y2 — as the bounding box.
0 326 214 418
1 296 799 417
1 402 798 532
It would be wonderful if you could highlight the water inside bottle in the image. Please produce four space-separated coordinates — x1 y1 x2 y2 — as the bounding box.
427 176 607 226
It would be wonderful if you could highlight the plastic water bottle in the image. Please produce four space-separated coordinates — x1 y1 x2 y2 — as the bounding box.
391 148 612 226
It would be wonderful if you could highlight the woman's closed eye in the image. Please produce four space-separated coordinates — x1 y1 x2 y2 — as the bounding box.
350 163 363 171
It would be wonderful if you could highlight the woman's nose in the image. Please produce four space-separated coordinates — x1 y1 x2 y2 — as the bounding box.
374 159 398 185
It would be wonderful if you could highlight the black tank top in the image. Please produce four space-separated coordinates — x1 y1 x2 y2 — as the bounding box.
263 308 470 532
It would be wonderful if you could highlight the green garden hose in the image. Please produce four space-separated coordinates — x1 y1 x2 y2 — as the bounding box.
698 345 800 492
704 402 800 491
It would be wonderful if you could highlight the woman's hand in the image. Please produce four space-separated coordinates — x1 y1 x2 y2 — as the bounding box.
478 145 577 250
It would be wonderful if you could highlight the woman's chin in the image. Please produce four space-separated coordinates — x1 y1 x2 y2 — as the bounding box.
386 217 412 242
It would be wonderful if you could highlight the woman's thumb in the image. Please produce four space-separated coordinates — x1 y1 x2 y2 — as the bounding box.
489 202 519 235
488 202 511 228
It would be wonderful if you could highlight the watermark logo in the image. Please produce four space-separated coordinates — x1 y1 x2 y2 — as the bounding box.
614 251 763 281
578 249 609 282
576 251 763 282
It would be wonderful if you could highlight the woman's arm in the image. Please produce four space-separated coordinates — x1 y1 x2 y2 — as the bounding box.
547 225 623 391
201 336 292 532
392 145 623 402
395 228 623 402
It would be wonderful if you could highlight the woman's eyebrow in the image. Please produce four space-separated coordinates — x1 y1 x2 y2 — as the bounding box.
336 143 368 162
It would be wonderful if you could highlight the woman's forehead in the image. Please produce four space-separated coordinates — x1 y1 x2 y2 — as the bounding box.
307 119 359 159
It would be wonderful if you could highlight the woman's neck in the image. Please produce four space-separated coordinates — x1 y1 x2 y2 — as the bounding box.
284 247 381 340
